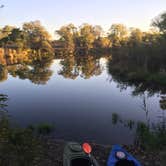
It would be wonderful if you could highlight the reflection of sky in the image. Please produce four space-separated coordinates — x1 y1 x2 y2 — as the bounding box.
0 59 163 144
0 0 166 37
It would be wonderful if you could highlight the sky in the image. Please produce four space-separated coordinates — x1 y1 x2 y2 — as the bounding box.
0 0 166 38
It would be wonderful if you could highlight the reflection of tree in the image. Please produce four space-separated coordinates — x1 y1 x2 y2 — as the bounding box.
7 59 53 85
0 66 8 82
111 113 135 130
8 65 30 79
0 47 54 66
58 56 79 79
0 94 8 111
140 92 150 125
79 56 102 79
160 96 166 110
111 112 166 152
107 52 166 96
59 55 103 79
28 66 53 85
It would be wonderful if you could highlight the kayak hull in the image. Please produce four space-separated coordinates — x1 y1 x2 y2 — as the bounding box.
63 142 99 166
107 145 141 166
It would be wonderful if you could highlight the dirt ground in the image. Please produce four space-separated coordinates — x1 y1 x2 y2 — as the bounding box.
38 137 164 166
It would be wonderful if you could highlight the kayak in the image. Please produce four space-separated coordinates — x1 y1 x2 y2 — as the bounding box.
63 142 99 166
107 145 141 166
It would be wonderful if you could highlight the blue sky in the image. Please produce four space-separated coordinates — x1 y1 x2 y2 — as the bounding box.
0 0 166 38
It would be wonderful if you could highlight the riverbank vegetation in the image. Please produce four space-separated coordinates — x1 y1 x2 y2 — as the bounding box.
0 11 165 61
0 11 165 86
107 12 166 91
0 94 56 166
0 93 166 166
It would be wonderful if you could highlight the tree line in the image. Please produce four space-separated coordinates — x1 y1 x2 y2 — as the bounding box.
0 11 166 67
0 11 165 53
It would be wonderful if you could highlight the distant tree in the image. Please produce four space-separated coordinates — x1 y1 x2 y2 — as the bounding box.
130 28 143 42
56 24 77 52
93 37 111 49
93 25 103 39
93 26 112 50
128 28 143 46
79 24 96 51
152 12 166 34
8 28 23 41
5 28 28 48
142 31 159 45
0 25 15 40
108 24 128 46
23 21 53 53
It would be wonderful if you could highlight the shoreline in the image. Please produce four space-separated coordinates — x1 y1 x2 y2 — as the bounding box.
39 137 162 166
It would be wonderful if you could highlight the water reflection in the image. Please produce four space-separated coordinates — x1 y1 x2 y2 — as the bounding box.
0 67 8 82
0 49 166 144
111 108 166 151
0 94 8 111
160 96 166 110
59 55 103 79
1 63 53 85
0 52 105 83
0 51 166 111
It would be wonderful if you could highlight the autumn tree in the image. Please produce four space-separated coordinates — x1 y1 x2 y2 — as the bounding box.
56 24 77 52
80 56 102 79
58 56 79 79
93 37 111 49
23 21 53 54
0 26 15 46
128 28 143 46
93 25 103 39
108 24 128 47
78 24 96 51
0 26 15 39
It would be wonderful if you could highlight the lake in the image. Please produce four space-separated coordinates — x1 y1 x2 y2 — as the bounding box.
0 57 164 145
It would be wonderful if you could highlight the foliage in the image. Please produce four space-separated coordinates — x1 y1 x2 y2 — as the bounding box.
108 24 128 47
56 23 105 54
0 94 56 165
0 124 43 166
58 55 102 79
36 123 55 135
0 95 42 166
136 122 166 151
111 112 166 152
0 11 166 59
56 24 76 52
152 12 166 34
23 21 52 50
0 21 54 65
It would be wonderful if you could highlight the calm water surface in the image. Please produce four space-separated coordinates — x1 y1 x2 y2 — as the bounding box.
0 58 163 144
